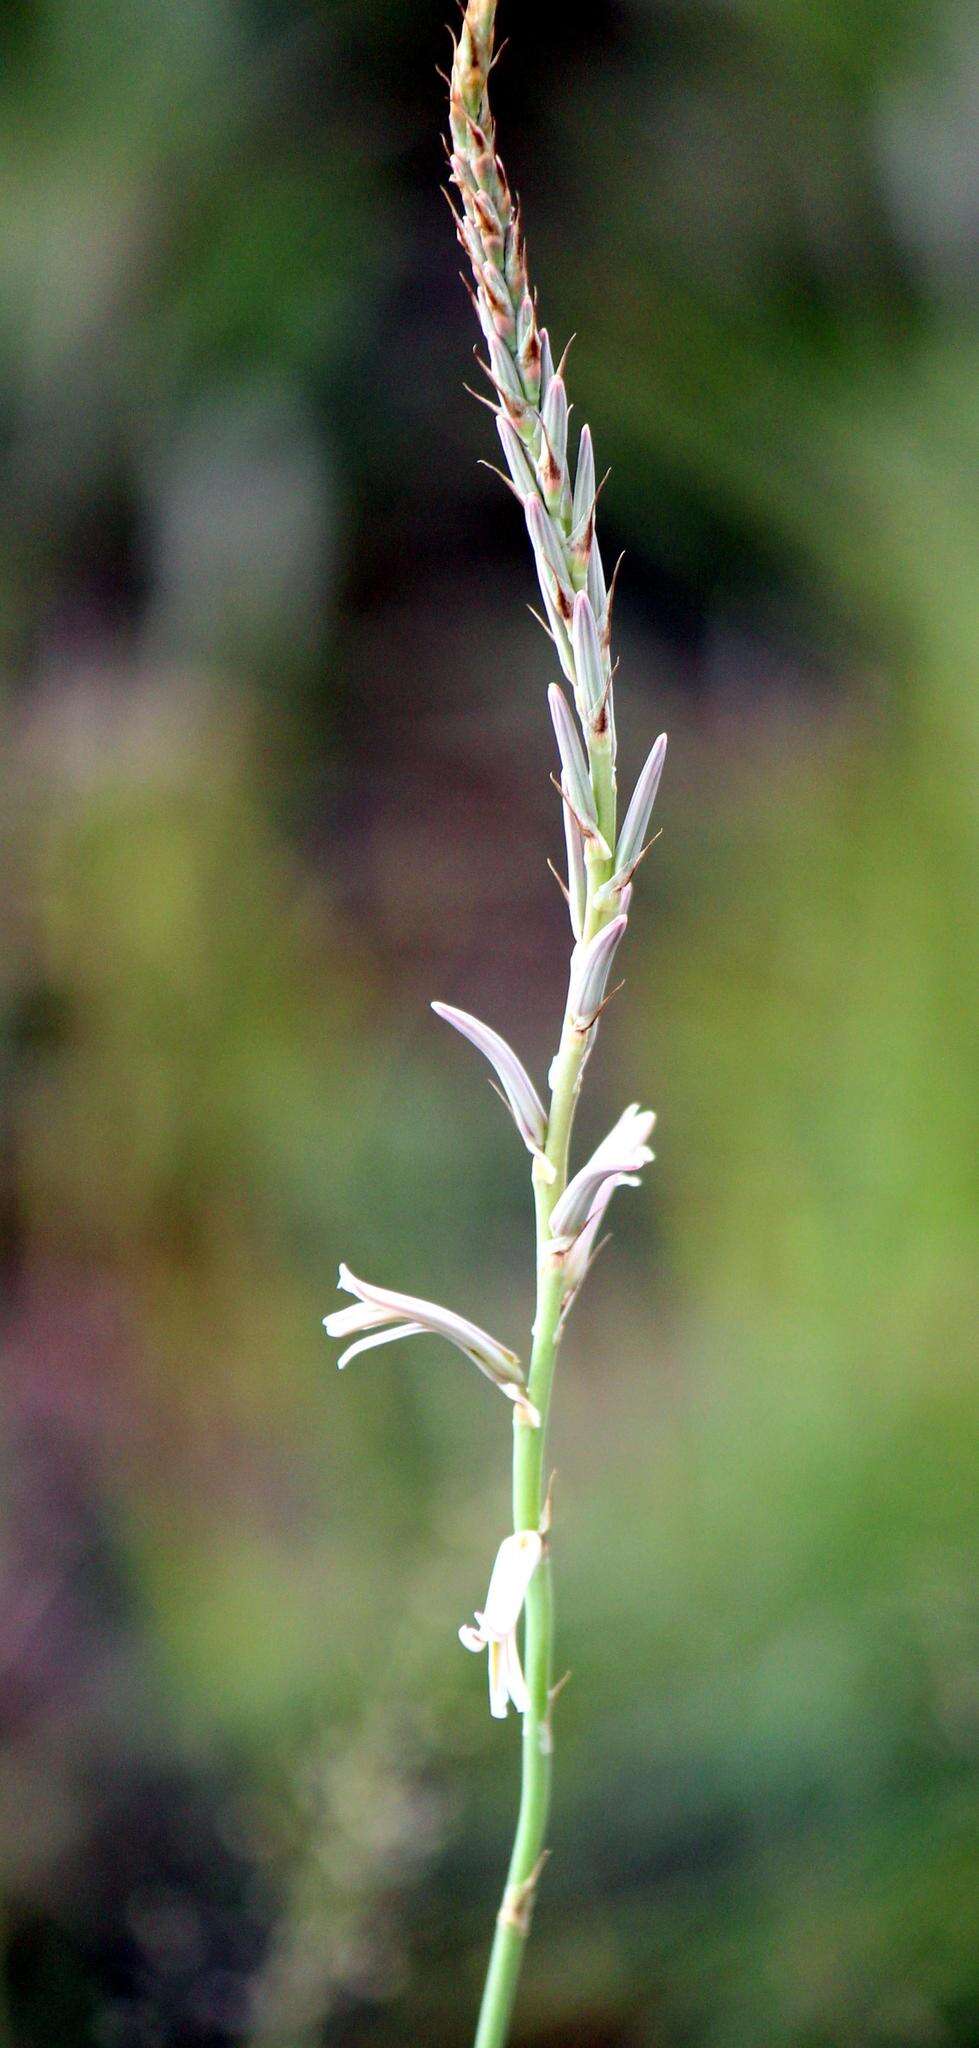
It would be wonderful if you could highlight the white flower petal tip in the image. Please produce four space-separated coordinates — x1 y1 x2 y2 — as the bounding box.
324 1264 527 1405
459 1530 544 1718
430 1002 547 1155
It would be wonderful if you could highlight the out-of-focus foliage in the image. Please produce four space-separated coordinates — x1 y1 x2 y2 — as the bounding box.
0 2 976 2046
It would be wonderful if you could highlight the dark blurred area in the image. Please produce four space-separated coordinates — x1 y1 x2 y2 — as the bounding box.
1 1 977 2043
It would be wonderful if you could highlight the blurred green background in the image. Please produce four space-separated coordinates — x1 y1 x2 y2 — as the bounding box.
1 1 977 2043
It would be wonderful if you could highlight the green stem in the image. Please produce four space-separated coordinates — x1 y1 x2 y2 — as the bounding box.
472 862 611 2048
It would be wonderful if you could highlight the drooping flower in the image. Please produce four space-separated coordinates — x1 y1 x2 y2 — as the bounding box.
459 1528 544 1718
324 1264 539 1424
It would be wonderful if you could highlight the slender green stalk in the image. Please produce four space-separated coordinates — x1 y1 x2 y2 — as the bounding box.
442 8 669 2041
328 15 665 2048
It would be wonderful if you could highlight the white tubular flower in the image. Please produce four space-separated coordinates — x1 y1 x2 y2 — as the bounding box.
459 1529 543 1718
430 1003 547 1158
324 1264 540 1424
548 1103 655 1251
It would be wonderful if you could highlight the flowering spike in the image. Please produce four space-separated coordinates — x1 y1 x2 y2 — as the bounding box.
548 1104 655 1248
568 913 628 1029
547 684 597 831
396 3 674 2017
431 1002 547 1155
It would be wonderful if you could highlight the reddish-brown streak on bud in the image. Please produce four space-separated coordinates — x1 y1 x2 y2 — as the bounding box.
569 513 594 577
481 270 509 314
475 191 500 233
501 389 527 427
522 327 541 382
474 151 497 191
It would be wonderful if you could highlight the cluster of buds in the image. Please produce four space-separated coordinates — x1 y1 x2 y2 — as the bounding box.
448 1 614 766
448 1 666 979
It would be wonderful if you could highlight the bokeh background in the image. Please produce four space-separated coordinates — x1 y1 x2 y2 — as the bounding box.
1 1 977 2043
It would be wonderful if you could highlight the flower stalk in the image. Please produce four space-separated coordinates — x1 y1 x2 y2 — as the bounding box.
324 8 667 2044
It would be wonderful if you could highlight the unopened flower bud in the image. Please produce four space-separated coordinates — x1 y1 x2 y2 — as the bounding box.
431 1002 547 1156
615 734 667 878
568 913 628 1029
571 591 606 724
548 685 598 833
